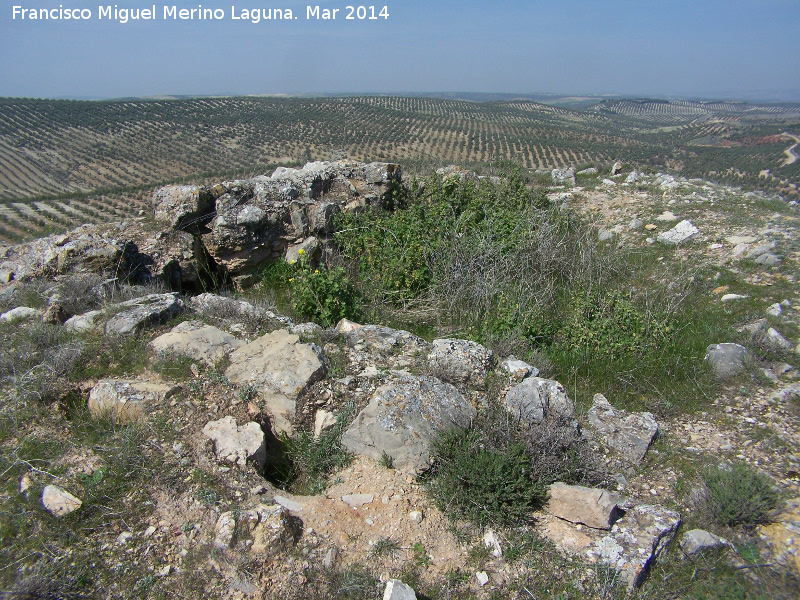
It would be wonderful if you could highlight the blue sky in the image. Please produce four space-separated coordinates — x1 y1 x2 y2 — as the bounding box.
1 0 798 100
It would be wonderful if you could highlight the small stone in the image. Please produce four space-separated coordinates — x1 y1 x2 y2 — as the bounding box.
323 547 338 570
483 529 502 557
117 531 133 545
721 294 748 303
273 495 303 512
548 483 621 530
157 565 172 577
476 571 489 586
41 485 81 517
408 510 423 524
680 529 730 555
214 512 236 549
767 303 783 317
342 494 373 509
314 410 337 437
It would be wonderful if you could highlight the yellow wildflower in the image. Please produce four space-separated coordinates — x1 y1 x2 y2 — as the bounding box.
298 248 306 255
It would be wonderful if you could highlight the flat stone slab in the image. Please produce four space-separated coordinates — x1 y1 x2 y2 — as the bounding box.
225 329 326 434
341 374 476 473
65 293 185 336
150 320 244 367
680 529 731 555
88 379 180 423
587 394 658 465
548 483 621 530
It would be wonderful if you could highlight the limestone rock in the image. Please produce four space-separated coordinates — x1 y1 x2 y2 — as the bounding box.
0 306 38 322
250 504 295 556
150 320 244 367
341 374 476 473
625 170 640 183
151 184 218 233
214 511 237 549
759 498 800 576
341 494 374 509
767 303 783 317
42 485 82 517
500 357 539 381
504 377 575 425
88 379 180 423
314 410 337 437
765 327 794 351
189 292 293 329
680 529 731 555
656 220 699 245
383 579 417 600
721 293 748 302
343 324 431 370
755 253 781 266
202 416 266 470
610 162 623 175
336 318 362 333
576 167 598 175
285 237 320 264
552 167 576 186
225 329 327 434
483 529 502 558
705 343 749 378
548 483 621 530
587 394 658 464
586 504 681 588
66 293 184 336
427 338 494 388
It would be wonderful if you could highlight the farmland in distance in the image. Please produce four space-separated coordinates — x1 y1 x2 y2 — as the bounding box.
0 95 798 243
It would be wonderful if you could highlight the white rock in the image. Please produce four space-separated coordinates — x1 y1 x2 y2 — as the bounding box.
0 307 39 322
767 303 783 317
273 495 303 512
42 485 82 517
408 510 423 524
548 483 621 530
721 294 748 303
656 211 678 222
202 416 266 469
384 579 418 600
342 494 373 509
680 529 731 555
314 410 337 438
476 571 489 586
483 529 503 558
657 220 699 245
500 357 538 381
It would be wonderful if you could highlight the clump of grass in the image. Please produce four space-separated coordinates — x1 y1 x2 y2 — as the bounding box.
370 536 400 558
268 403 357 495
701 463 780 527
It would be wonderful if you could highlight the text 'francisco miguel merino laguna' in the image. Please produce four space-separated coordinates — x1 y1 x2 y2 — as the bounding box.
12 5 390 24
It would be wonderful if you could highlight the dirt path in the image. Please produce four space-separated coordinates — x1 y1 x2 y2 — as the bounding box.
782 132 800 166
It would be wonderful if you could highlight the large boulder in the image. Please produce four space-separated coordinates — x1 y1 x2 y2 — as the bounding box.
341 374 476 473
224 329 327 434
427 338 494 388
587 394 658 465
504 377 576 425
88 379 180 423
150 320 244 367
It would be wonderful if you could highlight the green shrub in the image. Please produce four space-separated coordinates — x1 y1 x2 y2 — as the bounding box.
289 252 361 327
425 426 544 526
702 463 780 527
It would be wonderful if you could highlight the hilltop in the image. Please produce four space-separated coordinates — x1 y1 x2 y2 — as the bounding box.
0 159 800 599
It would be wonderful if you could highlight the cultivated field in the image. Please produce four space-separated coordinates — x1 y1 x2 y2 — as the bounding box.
0 95 798 243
